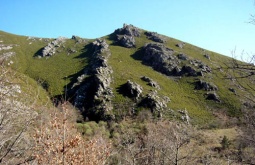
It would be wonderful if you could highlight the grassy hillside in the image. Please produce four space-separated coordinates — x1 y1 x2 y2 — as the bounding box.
0 26 250 126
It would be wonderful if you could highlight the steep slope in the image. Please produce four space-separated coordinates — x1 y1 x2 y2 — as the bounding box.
0 24 252 126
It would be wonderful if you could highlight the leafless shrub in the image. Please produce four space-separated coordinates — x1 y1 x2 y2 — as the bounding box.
0 63 37 164
33 103 111 165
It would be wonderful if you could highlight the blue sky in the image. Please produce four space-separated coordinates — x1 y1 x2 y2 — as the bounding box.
0 0 254 59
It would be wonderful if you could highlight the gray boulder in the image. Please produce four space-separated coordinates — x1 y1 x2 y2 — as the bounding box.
126 80 143 100
115 23 141 37
195 80 218 91
71 35 86 44
115 24 141 48
139 90 170 118
177 54 189 60
117 35 136 48
180 65 199 76
145 31 165 43
141 76 160 89
142 43 178 75
41 37 66 57
176 42 185 48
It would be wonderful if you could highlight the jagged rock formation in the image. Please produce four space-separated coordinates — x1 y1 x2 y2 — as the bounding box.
91 39 113 113
145 31 165 43
41 37 66 57
114 24 141 48
141 76 160 89
195 80 218 91
141 42 213 78
125 80 143 100
0 44 17 63
190 59 212 73
142 43 178 75
73 39 113 120
139 90 170 118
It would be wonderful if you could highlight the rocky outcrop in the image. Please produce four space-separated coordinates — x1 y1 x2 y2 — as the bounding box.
177 54 189 60
195 80 218 91
41 37 66 57
125 80 143 100
73 39 113 120
141 76 160 89
190 60 212 73
180 65 200 76
178 109 190 124
117 35 136 48
176 42 185 48
0 44 13 51
71 35 86 44
206 92 221 102
145 31 165 43
139 90 170 118
115 24 141 37
115 24 141 48
142 43 209 77
142 43 178 75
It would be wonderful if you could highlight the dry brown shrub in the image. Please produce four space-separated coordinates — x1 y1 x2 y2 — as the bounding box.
33 103 111 165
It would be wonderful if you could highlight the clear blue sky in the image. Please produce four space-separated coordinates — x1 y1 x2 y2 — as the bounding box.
0 0 254 59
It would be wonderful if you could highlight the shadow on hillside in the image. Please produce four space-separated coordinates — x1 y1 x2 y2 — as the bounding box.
130 47 144 61
52 43 94 104
33 47 44 57
74 43 93 59
117 83 132 98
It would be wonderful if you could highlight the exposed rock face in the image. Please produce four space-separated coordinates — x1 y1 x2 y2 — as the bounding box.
71 35 86 44
141 76 160 89
190 60 212 73
195 80 218 91
178 109 190 124
73 39 113 120
117 35 135 48
180 65 199 76
115 23 141 37
206 92 221 102
177 54 189 60
41 37 66 57
145 31 165 43
0 44 13 51
115 24 141 48
142 43 209 77
125 80 143 100
139 90 170 118
142 43 178 75
176 42 185 48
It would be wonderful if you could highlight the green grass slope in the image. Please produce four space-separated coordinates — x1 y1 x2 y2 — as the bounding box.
0 27 249 126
